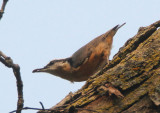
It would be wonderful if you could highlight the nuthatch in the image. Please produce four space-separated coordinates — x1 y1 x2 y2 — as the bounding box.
33 23 125 82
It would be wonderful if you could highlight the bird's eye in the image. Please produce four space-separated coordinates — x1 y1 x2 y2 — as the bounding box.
48 61 54 66
51 61 54 64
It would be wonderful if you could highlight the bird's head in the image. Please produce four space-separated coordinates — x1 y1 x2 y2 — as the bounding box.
32 59 71 75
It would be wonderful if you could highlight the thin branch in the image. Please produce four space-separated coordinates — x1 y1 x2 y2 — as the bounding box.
9 107 50 113
39 101 45 110
0 0 9 20
0 51 24 113
10 106 99 113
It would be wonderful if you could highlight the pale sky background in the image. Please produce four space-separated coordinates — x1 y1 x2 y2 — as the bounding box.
0 0 160 113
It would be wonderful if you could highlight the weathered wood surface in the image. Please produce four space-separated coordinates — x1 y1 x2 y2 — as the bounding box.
38 20 160 113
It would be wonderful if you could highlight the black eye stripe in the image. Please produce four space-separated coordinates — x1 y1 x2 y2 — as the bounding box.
49 62 54 65
46 59 69 67
46 61 55 66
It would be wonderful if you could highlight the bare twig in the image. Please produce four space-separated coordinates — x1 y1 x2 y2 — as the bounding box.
0 0 8 20
10 106 99 113
39 101 45 110
9 107 50 113
0 51 24 113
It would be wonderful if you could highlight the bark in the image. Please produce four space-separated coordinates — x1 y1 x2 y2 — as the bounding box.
38 20 160 113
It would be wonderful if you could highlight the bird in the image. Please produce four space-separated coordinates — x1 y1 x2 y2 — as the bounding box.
33 23 125 82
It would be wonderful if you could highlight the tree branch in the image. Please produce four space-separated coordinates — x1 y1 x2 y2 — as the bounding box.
0 0 9 20
0 51 24 113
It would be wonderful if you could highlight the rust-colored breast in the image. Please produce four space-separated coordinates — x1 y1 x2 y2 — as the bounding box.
71 42 111 81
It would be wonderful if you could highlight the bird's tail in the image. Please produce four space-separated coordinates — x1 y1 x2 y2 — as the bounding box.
117 23 126 29
112 23 126 31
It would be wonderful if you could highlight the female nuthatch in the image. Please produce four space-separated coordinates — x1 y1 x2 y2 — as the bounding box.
33 23 125 82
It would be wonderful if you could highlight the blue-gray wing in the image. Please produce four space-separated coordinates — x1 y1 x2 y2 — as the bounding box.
68 24 125 68
68 43 93 68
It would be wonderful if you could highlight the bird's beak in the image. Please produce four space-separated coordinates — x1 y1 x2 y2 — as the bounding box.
32 67 47 73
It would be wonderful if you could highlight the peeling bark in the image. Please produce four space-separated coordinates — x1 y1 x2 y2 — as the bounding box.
38 20 160 113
